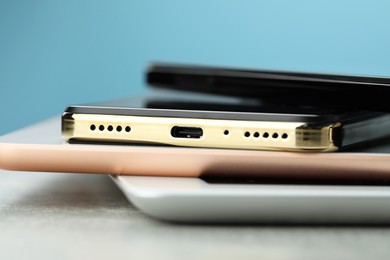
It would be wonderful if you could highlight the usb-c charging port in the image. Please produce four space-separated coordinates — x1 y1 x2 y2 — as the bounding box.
171 126 203 139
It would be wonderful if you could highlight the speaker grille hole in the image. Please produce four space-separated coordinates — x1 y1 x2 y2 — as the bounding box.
239 130 288 140
89 124 132 133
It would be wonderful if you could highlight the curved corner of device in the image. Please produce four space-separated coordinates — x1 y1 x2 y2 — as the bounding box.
294 122 342 152
61 112 75 141
329 122 343 152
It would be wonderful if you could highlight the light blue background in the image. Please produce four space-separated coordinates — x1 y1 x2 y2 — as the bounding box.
1 1 390 135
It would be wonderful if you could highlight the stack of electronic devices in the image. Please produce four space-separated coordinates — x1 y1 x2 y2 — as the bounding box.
2 62 390 224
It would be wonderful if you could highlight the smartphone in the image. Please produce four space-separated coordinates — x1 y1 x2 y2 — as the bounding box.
61 89 390 152
146 62 390 111
3 115 390 181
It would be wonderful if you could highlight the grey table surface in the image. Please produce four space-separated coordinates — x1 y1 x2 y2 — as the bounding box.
1 170 390 260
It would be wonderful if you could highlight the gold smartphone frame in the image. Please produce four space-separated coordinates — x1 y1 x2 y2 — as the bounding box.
5 116 390 180
62 112 340 152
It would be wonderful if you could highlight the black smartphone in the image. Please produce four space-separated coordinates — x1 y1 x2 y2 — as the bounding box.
62 89 390 152
146 62 390 111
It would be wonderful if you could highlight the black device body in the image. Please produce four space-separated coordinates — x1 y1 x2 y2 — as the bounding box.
146 63 390 112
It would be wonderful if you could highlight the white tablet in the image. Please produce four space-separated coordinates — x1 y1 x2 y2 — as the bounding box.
112 175 390 224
